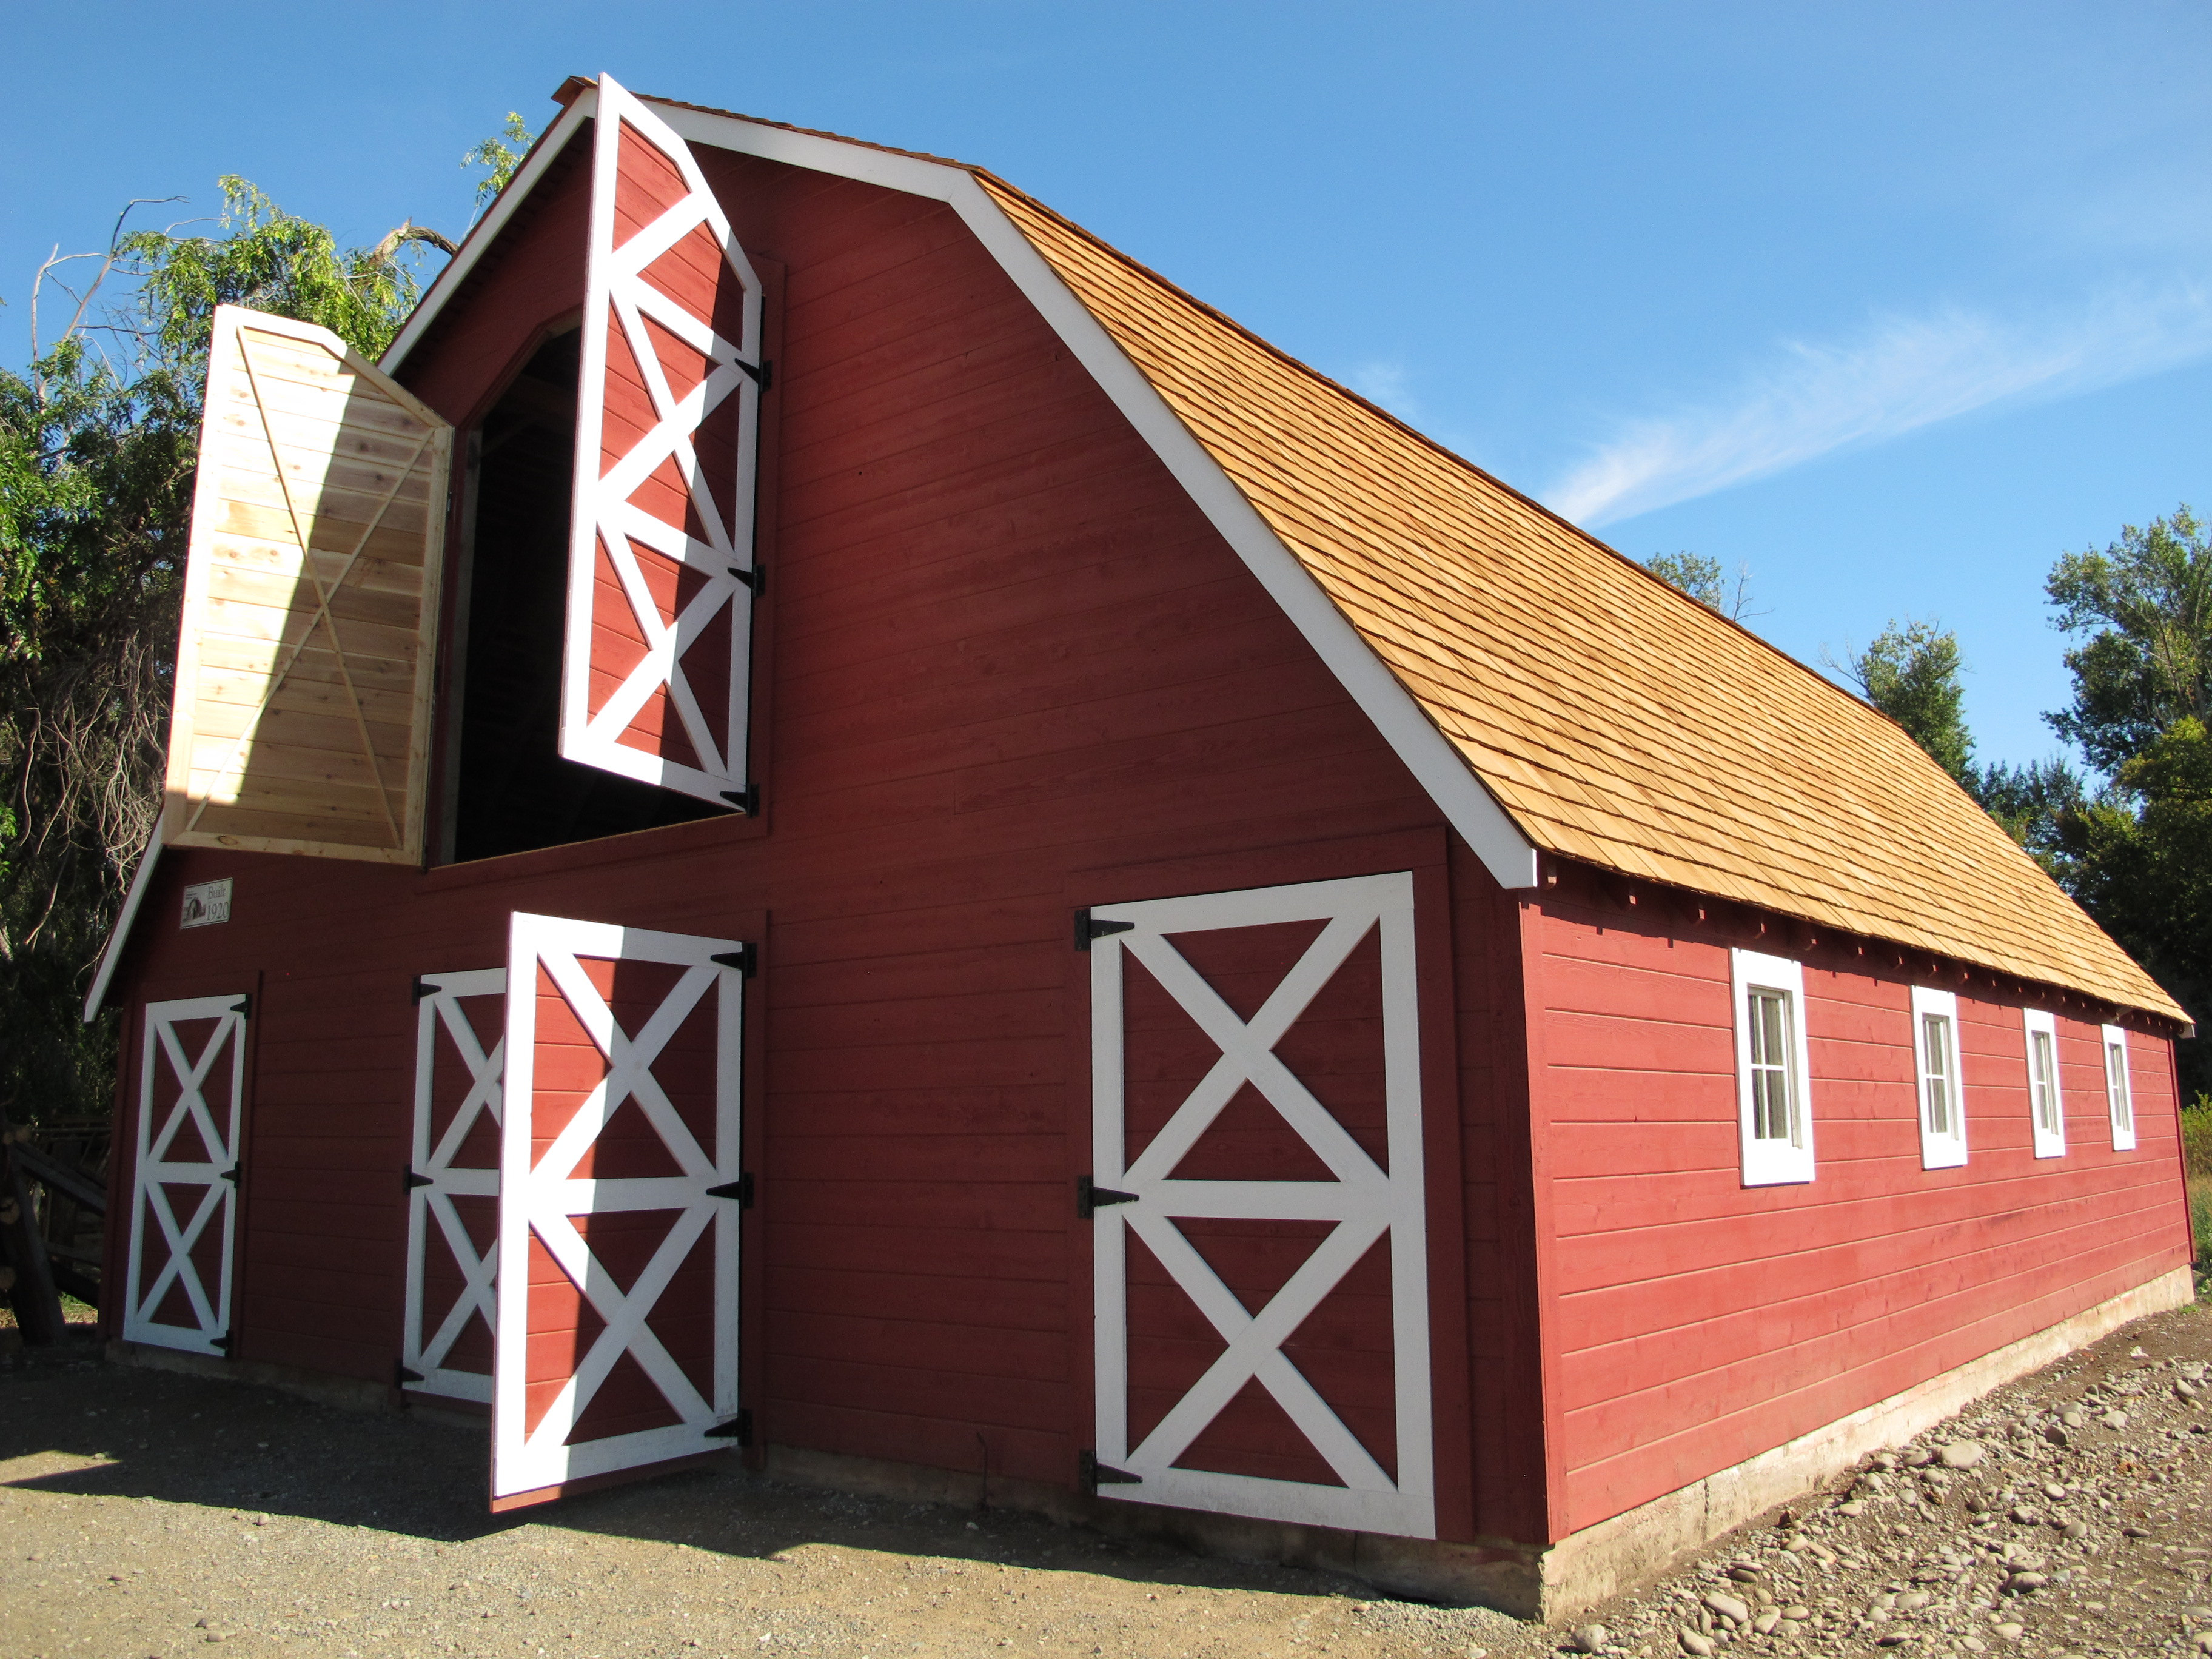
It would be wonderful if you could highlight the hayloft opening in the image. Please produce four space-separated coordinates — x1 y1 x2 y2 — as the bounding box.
441 328 717 863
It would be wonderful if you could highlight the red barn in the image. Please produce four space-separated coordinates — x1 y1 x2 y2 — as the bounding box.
85 75 2196 1618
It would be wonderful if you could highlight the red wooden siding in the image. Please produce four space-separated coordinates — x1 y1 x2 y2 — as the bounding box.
106 135 1538 1544
1529 869 2192 1538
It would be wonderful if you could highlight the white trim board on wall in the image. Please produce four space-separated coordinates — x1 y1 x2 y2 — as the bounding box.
382 82 1538 892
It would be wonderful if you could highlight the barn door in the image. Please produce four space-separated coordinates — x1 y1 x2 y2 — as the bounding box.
124 994 249 1355
403 969 506 1401
491 912 748 1504
164 305 451 862
561 74 763 809
1088 873 1434 1538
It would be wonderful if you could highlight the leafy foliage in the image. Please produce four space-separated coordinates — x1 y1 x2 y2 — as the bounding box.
464 113 538 216
1642 550 1760 620
1845 618 1976 783
1970 755 2086 877
0 180 442 1123
2045 507 2212 775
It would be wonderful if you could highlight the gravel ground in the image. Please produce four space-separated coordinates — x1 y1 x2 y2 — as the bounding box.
0 1301 2204 1659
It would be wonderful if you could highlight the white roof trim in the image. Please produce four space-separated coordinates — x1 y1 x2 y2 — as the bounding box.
383 86 1538 890
82 816 164 1022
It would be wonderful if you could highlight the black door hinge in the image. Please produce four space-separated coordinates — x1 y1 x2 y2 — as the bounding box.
736 358 773 391
411 976 437 1004
395 1361 425 1386
230 994 252 1017
706 1172 755 1207
711 943 757 977
726 565 765 595
720 782 760 814
212 1333 234 1353
1074 910 1135 951
1079 1449 1140 1492
1076 1176 1138 1219
220 1166 241 1185
404 1169 434 1191
706 1407 754 1445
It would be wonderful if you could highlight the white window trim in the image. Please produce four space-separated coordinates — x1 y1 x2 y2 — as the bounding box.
2101 1024 2137 1151
2023 1008 2066 1159
1910 986 1969 1170
1732 948 1816 1187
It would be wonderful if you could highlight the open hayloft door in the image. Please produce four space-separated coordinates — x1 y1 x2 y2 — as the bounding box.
164 306 450 862
403 969 506 1401
491 912 748 1507
1087 873 1435 1538
561 75 764 809
124 994 249 1355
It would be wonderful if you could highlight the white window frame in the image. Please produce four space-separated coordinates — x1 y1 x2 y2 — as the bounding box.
2101 1023 2136 1151
1732 948 1816 1187
1910 986 1968 1170
2023 1008 2066 1159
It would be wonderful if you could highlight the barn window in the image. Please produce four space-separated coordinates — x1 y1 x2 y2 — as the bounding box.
2102 1024 2136 1151
2023 1008 2065 1159
1731 948 1815 1186
439 329 720 863
1911 986 1968 1169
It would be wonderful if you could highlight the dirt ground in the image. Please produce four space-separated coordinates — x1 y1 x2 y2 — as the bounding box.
2 1301 2208 1659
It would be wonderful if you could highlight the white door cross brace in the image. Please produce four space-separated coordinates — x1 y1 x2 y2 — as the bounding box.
403 968 506 1402
124 994 249 1356
492 912 746 1500
561 75 762 806
1090 872 1434 1540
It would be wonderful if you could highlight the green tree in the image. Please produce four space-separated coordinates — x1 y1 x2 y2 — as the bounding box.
2045 506 2212 776
1843 618 1976 783
0 180 443 1124
1643 550 1760 620
464 113 537 217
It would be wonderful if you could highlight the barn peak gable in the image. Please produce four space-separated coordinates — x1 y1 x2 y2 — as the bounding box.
384 76 1541 897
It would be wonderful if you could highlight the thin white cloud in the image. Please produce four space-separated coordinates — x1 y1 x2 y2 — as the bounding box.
1345 357 1421 422
1546 285 2212 528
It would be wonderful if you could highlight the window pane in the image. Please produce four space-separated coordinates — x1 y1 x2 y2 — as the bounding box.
1923 1013 1951 1134
2108 1044 2132 1130
2032 1030 2057 1133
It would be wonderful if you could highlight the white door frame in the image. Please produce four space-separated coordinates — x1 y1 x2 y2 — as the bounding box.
1089 871 1434 1539
492 912 747 1500
123 993 249 1355
403 968 506 1402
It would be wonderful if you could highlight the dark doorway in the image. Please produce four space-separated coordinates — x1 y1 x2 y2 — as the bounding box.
444 329 719 863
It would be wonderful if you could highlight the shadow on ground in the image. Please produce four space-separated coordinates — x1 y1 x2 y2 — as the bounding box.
0 1334 1364 1603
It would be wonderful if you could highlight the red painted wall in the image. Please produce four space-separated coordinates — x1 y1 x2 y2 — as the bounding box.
1529 867 2193 1539
103 127 1539 1541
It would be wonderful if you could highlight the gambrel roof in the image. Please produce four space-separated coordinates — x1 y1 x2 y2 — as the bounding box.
385 78 2183 1025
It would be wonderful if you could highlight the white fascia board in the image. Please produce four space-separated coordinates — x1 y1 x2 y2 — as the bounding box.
82 816 165 1022
615 102 1540 891
382 94 599 375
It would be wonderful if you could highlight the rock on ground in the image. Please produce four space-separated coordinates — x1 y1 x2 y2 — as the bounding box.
1 1301 2208 1659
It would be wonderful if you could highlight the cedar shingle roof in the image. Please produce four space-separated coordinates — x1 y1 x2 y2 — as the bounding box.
965 176 2182 1024
429 87 2181 1025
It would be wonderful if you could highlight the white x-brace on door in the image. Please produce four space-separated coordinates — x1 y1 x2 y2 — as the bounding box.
1089 872 1433 1538
403 969 506 1402
492 913 747 1502
124 994 249 1355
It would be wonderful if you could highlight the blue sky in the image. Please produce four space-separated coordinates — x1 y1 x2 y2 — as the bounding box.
8 1 2208 770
